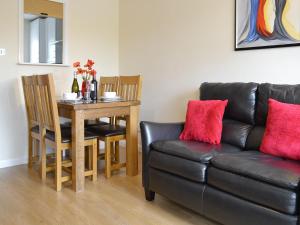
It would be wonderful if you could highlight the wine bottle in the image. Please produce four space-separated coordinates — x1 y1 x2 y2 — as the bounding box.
90 74 98 101
71 72 79 95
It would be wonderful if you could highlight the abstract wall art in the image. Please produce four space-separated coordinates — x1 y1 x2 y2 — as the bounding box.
236 0 300 50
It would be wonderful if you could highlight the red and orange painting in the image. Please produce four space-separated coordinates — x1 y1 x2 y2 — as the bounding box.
236 0 300 50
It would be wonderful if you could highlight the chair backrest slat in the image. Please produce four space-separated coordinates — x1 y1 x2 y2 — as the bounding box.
99 76 119 97
118 75 142 101
35 74 61 141
22 76 39 128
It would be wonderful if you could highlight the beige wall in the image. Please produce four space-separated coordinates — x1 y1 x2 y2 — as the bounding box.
119 0 300 123
0 0 119 166
3 0 300 167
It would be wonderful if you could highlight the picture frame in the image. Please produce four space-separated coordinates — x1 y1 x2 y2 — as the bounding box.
235 0 300 50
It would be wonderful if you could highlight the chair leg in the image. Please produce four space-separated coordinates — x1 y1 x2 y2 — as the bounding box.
110 142 114 161
115 141 120 164
87 146 92 171
92 140 98 181
39 138 47 181
97 139 100 158
55 146 62 191
28 134 33 168
105 139 111 178
34 139 40 161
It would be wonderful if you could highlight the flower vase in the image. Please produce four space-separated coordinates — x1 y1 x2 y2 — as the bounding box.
81 80 87 96
85 80 91 100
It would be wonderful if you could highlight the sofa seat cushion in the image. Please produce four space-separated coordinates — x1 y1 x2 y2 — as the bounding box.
211 151 300 190
151 140 242 164
149 150 207 183
207 167 297 215
149 140 241 183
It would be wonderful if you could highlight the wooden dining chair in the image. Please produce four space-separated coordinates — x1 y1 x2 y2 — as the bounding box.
35 74 98 191
22 75 72 179
85 76 119 127
99 76 119 97
88 75 142 178
117 75 142 102
114 75 142 163
22 76 40 168
115 75 142 123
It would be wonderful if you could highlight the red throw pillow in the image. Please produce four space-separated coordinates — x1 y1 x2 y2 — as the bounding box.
179 100 228 144
260 99 300 160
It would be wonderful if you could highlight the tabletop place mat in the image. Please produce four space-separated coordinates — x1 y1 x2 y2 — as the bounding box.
60 99 85 104
98 97 125 103
59 98 125 105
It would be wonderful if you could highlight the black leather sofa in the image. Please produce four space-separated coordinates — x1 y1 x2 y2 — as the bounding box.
140 82 300 225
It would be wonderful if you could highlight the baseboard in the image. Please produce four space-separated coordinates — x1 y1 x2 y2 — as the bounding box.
0 157 28 169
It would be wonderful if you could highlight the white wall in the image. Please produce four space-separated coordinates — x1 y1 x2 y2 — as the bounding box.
0 0 119 167
119 0 300 123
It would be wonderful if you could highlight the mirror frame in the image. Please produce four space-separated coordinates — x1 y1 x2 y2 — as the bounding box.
18 0 68 66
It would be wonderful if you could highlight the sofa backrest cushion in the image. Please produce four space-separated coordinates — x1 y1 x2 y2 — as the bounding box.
222 119 253 149
256 83 300 125
245 126 265 150
200 82 258 149
200 82 258 125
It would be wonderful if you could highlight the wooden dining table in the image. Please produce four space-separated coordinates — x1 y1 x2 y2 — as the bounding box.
57 100 140 192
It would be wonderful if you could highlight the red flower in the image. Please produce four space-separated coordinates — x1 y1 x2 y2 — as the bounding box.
73 61 80 68
74 59 96 80
84 59 95 68
90 69 97 76
76 68 84 74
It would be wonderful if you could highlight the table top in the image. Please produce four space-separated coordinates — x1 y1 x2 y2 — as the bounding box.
57 99 140 110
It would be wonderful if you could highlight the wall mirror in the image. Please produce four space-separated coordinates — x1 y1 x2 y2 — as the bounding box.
19 0 67 65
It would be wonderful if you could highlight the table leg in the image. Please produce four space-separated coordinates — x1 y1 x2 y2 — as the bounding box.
72 110 85 192
126 105 139 176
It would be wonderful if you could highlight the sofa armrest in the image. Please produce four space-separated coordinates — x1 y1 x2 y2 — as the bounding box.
140 121 184 188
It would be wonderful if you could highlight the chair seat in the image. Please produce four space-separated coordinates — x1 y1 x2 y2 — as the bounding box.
45 127 98 143
30 122 71 134
31 126 39 133
87 124 126 137
85 120 109 127
149 140 241 183
209 151 300 215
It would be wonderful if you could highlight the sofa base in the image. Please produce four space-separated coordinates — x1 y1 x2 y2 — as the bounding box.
145 189 155 201
147 168 298 225
203 186 298 225
149 168 205 215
